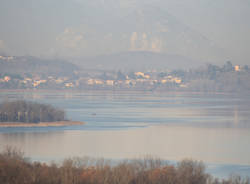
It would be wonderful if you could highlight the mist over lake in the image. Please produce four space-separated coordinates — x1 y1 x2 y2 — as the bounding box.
1 0 250 182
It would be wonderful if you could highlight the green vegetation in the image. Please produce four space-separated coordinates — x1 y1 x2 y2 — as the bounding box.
0 147 249 184
0 100 66 123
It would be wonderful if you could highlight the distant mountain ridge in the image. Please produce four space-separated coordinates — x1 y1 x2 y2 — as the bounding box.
0 0 228 64
53 0 226 62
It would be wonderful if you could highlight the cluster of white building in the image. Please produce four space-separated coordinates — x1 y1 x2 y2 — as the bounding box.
0 71 183 89
83 72 182 88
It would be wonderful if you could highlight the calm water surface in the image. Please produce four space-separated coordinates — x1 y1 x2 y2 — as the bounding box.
0 91 250 178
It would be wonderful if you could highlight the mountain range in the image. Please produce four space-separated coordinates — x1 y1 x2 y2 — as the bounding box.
2 0 247 68
61 1 226 63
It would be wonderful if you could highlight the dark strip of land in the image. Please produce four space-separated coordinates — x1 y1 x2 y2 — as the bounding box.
0 121 85 127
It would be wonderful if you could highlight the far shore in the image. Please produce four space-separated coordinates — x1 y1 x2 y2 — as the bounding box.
0 121 85 128
0 88 234 95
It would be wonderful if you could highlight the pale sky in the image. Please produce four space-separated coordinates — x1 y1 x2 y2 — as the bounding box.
0 0 249 65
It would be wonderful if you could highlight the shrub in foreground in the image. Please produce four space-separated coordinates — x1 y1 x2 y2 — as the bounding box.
0 148 249 184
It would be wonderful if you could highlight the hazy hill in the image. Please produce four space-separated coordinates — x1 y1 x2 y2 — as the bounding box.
0 56 78 77
73 51 199 71
64 2 225 63
0 0 228 64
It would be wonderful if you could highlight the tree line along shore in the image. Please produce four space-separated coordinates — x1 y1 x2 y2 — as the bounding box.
0 100 84 127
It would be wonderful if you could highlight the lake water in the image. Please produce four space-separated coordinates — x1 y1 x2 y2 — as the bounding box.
0 91 250 178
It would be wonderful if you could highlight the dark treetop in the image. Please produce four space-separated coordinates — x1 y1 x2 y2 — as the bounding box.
0 100 66 123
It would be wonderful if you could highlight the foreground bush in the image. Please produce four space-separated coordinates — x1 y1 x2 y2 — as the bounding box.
0 148 249 184
0 100 66 123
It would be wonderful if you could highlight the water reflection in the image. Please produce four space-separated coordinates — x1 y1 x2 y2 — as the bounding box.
0 91 250 165
1 125 250 165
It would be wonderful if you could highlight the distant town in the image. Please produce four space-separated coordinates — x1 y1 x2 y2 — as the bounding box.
0 55 249 93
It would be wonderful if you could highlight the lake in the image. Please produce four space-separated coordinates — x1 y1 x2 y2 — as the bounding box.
0 90 250 178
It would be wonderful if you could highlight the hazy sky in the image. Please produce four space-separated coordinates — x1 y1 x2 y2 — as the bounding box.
0 0 249 65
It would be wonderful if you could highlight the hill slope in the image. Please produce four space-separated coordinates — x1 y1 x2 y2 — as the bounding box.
0 56 78 77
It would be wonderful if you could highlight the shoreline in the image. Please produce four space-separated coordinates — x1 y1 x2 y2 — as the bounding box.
0 88 238 96
0 121 85 128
